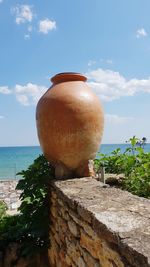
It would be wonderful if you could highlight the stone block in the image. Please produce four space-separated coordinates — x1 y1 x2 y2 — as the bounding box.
100 241 124 267
77 256 86 267
66 254 76 267
69 209 83 226
80 229 102 259
77 205 92 223
80 246 101 267
57 216 68 233
68 220 80 238
51 205 58 218
51 192 57 199
82 222 99 240
66 238 81 262
60 206 70 220
57 198 66 207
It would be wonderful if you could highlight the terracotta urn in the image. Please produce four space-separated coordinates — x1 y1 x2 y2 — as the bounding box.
36 72 104 178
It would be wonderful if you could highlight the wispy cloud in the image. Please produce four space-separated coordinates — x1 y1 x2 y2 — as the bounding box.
24 26 33 40
39 18 56 34
24 34 30 40
11 5 33 24
28 25 32 32
100 58 113 64
3 67 150 106
16 94 30 106
136 28 147 38
106 59 113 64
14 83 47 106
87 68 150 101
88 60 96 67
11 6 57 38
105 114 134 124
88 59 113 68
0 115 4 119
0 0 3 3
0 86 11 94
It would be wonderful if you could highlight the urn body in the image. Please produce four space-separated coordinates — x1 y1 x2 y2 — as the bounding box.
36 73 104 177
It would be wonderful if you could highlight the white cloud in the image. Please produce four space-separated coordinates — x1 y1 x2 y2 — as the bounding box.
15 83 47 106
16 94 29 106
28 25 32 32
88 60 96 67
3 67 150 107
0 115 4 119
0 83 47 106
106 59 113 64
11 5 33 24
24 34 30 40
87 68 150 101
0 86 11 94
105 114 134 124
39 19 56 34
88 59 113 68
24 26 33 39
136 28 147 38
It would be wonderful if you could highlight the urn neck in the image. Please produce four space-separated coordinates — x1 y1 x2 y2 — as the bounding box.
51 72 87 85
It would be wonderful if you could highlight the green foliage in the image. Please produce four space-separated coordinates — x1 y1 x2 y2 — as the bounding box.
0 154 55 256
124 150 150 198
126 135 147 150
94 136 150 198
0 215 22 250
0 201 7 218
95 148 125 174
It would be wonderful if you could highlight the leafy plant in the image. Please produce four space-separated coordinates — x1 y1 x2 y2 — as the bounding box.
123 150 150 198
95 148 125 174
0 154 55 256
94 136 150 198
126 135 147 153
0 214 22 250
0 201 7 218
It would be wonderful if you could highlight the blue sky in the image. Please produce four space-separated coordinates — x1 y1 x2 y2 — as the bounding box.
0 0 150 146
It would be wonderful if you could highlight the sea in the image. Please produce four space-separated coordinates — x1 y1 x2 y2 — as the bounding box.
0 144 150 180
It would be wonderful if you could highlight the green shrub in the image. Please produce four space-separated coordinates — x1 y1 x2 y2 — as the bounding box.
0 154 55 256
123 150 150 198
0 214 22 250
95 148 125 174
94 136 150 198
0 201 7 218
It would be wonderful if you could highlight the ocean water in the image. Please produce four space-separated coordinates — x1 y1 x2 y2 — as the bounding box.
0 144 150 180
0 146 42 180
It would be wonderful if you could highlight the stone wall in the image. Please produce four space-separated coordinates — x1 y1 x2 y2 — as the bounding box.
48 177 150 267
0 242 49 267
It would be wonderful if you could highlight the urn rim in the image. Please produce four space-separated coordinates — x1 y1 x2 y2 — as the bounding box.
51 72 87 84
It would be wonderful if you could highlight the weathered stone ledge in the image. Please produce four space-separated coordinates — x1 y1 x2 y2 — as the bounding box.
49 177 150 267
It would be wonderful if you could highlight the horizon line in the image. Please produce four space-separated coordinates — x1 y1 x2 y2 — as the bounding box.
0 143 150 148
